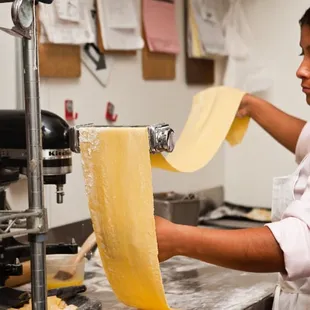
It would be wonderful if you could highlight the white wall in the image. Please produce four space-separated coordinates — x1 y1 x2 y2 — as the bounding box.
224 0 310 208
0 1 225 228
0 5 29 214
45 1 225 228
3 0 307 228
0 4 17 108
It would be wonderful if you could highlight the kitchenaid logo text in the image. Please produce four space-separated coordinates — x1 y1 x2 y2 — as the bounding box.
47 149 71 157
43 149 71 158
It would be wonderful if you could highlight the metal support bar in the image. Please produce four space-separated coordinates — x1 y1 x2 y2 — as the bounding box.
0 228 39 240
0 223 27 229
16 37 25 109
22 1 47 309
0 0 54 3
0 211 39 223
0 210 34 213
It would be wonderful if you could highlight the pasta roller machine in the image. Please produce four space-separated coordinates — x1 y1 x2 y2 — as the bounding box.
0 111 175 205
68 123 175 154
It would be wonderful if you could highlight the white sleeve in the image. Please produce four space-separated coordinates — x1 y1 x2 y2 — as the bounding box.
296 122 310 164
265 178 310 280
266 208 310 280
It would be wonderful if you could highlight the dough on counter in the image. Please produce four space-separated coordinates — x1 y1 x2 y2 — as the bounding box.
9 296 77 310
151 86 247 172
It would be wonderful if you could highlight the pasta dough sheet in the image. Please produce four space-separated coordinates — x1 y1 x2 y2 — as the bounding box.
80 128 170 310
151 86 247 172
226 116 250 147
79 86 248 310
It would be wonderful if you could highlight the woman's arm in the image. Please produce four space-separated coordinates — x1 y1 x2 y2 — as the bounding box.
155 216 285 274
240 94 306 154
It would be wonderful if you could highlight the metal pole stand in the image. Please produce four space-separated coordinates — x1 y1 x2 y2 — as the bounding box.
22 1 48 309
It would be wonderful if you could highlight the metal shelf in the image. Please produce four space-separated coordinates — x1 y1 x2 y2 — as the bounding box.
0 204 41 239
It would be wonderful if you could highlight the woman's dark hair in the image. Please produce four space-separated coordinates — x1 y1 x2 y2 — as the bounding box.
300 8 310 27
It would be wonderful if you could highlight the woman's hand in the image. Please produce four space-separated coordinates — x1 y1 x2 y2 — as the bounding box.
237 93 255 118
155 216 181 262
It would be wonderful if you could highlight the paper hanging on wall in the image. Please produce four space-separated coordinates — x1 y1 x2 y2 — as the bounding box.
222 0 272 93
191 0 228 58
188 0 204 58
151 86 247 172
54 0 81 23
39 3 95 45
143 0 180 54
96 0 144 50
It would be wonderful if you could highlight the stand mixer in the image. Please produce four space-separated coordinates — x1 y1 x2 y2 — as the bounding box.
0 0 175 309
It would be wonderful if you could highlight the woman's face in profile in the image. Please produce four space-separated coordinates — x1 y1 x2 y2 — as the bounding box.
297 25 310 105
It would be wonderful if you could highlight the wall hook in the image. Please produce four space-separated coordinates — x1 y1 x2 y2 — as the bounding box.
106 102 118 122
65 100 78 121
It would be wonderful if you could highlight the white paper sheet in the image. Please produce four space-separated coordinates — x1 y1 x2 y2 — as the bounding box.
190 0 229 57
39 2 95 45
105 0 138 29
96 0 144 50
54 0 81 23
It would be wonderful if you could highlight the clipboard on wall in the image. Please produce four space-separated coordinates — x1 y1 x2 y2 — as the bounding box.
95 0 137 55
184 0 214 85
36 7 81 78
141 0 176 81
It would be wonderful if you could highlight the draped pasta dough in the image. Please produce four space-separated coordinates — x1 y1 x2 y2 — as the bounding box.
79 86 248 309
226 116 250 146
80 128 171 310
151 86 247 172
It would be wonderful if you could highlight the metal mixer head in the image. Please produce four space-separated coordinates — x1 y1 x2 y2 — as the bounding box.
68 123 175 154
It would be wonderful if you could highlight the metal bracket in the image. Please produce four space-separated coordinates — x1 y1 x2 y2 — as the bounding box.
0 0 33 39
0 26 30 39
26 208 48 234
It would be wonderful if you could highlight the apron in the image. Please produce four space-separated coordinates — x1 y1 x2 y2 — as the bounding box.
271 153 310 310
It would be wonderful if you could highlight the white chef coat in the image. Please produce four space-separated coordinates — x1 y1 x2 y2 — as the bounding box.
265 122 310 309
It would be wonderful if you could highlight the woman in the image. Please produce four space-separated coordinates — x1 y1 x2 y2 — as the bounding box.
155 7 310 310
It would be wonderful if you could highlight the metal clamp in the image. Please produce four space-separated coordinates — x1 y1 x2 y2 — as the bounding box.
68 123 175 154
68 123 93 153
148 123 175 154
26 208 48 234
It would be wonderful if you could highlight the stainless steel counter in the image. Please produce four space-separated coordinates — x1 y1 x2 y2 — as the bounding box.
83 254 277 310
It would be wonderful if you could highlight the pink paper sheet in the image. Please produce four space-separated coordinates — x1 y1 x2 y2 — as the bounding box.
143 0 180 54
